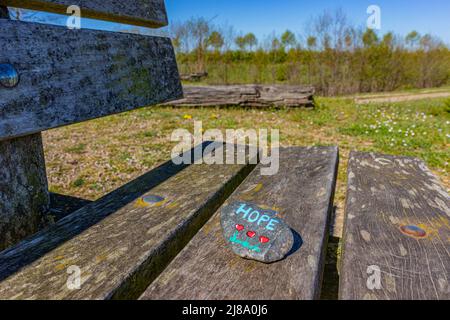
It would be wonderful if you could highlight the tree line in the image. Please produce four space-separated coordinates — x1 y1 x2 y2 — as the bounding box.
169 10 450 96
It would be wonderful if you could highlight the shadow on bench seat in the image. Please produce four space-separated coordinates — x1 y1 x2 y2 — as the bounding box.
0 142 257 299
49 194 93 222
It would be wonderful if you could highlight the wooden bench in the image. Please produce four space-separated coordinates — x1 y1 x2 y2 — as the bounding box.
1 0 341 301
2 1 446 302
141 147 339 300
340 152 450 300
0 0 182 251
0 143 259 299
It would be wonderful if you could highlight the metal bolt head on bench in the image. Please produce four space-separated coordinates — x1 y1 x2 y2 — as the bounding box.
0 0 182 250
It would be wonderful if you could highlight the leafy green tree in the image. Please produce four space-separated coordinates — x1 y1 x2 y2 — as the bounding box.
362 29 379 47
235 33 258 51
420 34 433 50
406 31 421 49
271 38 281 51
171 10 450 95
307 36 317 49
382 32 394 47
281 30 296 49
207 31 224 52
244 33 258 51
235 36 246 51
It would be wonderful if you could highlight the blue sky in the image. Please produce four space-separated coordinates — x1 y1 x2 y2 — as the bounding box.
166 0 450 44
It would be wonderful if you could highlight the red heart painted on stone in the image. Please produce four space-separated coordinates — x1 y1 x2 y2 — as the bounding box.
260 236 270 244
247 231 256 238
235 224 244 232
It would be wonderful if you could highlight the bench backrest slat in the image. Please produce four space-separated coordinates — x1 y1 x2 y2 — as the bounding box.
1 0 168 27
0 19 182 141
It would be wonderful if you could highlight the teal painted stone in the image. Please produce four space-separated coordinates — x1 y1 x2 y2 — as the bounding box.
221 202 294 263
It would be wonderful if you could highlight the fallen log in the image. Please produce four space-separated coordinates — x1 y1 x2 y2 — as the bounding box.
164 85 315 108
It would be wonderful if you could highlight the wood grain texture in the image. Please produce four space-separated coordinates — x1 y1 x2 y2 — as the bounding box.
0 8 51 252
0 134 50 252
340 152 450 300
0 19 182 141
1 0 168 27
0 143 257 300
141 146 339 300
164 85 315 108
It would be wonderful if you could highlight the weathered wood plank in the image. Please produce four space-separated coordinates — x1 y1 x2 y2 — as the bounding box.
1 0 168 27
0 19 182 141
164 85 315 108
340 152 450 300
0 6 50 252
0 132 50 252
0 143 257 300
141 147 339 300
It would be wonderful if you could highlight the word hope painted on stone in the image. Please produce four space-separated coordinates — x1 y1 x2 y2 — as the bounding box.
221 202 294 263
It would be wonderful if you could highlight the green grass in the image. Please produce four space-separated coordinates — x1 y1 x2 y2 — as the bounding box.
44 96 449 230
349 86 450 97
330 97 449 169
64 143 86 154
72 178 85 188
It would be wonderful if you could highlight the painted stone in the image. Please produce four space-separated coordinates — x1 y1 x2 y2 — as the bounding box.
221 202 294 263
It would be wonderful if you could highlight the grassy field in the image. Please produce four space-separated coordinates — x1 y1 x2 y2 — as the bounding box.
43 95 450 237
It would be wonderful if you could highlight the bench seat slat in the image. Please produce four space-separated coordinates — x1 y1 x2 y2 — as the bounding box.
0 19 182 141
140 146 339 300
0 144 256 300
2 0 168 27
340 152 450 300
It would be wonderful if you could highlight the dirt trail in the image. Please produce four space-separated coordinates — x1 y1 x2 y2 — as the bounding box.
355 91 450 104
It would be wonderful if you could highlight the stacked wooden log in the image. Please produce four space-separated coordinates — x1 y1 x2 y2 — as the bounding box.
164 85 315 108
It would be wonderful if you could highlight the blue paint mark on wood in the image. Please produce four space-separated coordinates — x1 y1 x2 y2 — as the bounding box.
400 225 427 238
143 195 165 204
